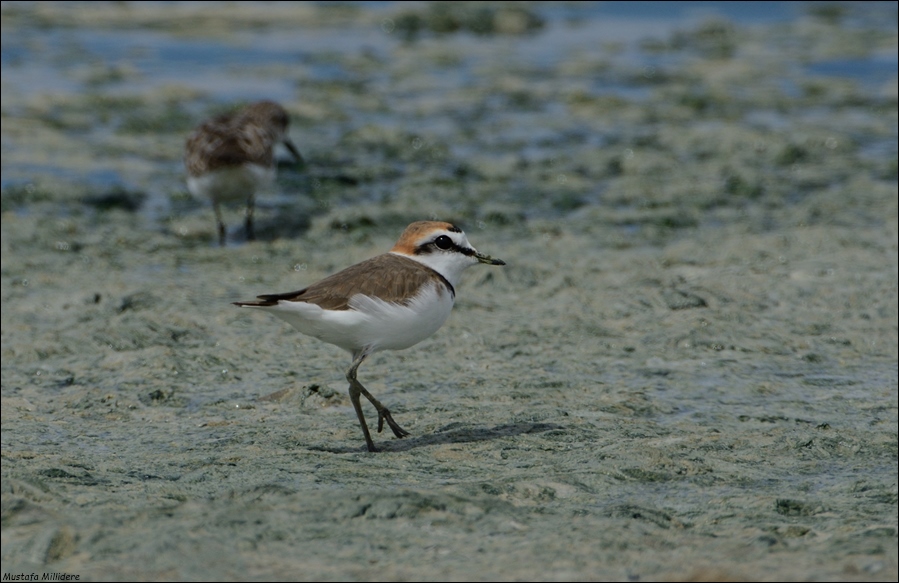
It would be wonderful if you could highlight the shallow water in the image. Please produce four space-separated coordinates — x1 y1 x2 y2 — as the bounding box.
2 1 898 581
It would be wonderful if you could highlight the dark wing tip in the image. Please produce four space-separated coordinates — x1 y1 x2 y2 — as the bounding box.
233 288 308 307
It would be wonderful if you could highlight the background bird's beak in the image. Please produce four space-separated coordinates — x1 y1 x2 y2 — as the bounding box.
284 138 304 165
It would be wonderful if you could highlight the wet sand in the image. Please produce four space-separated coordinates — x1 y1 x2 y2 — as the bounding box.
2 2 897 581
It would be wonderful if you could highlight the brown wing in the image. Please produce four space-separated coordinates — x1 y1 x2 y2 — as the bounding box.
185 108 277 176
233 254 452 311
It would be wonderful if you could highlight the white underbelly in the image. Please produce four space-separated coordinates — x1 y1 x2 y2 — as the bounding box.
187 164 274 204
254 281 455 354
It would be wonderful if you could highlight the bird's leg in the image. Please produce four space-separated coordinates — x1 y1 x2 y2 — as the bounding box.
346 352 409 452
214 202 227 247
347 352 377 452
348 380 376 452
245 194 256 241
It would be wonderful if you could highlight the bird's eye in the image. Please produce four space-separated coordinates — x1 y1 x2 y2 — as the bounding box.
434 235 453 250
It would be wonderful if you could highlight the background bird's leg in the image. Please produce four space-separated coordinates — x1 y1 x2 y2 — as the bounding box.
214 201 226 246
245 193 256 241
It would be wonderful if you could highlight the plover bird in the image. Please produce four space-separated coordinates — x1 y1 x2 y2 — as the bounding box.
234 221 505 452
185 100 303 246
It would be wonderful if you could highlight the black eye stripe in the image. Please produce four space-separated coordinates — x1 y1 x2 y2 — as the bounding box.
414 234 474 256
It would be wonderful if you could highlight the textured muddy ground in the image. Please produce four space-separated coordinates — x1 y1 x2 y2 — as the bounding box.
2 2 897 581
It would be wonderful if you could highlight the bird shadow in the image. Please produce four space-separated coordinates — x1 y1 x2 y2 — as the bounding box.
309 422 564 454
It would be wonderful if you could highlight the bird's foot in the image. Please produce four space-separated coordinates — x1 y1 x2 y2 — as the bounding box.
377 408 410 439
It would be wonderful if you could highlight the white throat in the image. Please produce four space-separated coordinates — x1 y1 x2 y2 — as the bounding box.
391 250 477 290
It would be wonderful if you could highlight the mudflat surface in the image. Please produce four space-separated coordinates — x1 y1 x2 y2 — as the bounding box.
2 2 897 581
